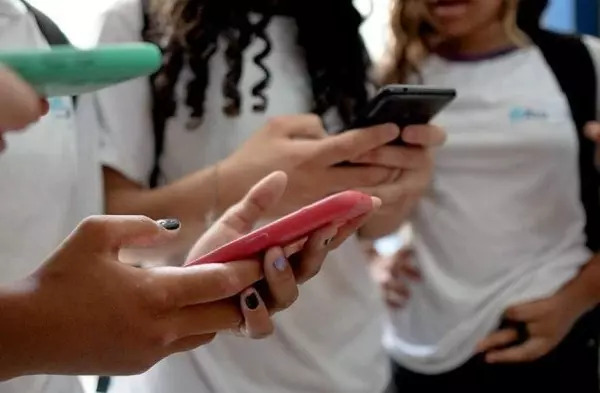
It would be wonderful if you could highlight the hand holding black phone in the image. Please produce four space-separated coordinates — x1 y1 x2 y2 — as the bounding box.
336 84 456 146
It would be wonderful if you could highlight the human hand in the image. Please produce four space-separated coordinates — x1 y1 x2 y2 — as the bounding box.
352 125 446 238
476 263 597 364
0 67 48 151
0 215 266 379
370 244 420 308
584 121 600 166
353 125 446 207
218 114 400 216
188 171 382 337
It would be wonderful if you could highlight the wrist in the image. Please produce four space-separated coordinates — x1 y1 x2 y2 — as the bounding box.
215 157 247 215
0 278 43 379
566 254 600 314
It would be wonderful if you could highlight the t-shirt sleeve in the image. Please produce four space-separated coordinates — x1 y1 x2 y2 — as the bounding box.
582 35 600 121
78 0 155 187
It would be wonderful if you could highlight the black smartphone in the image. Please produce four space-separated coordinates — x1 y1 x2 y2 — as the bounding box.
339 85 456 145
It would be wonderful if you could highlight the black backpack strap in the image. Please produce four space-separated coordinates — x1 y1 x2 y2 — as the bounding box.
21 0 78 106
140 0 165 188
529 30 600 252
21 0 70 46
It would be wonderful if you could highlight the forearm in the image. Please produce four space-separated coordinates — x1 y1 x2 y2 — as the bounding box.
567 253 600 313
104 163 246 263
104 166 220 262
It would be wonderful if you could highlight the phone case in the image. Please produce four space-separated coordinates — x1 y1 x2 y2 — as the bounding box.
0 43 161 97
185 190 372 266
342 84 456 145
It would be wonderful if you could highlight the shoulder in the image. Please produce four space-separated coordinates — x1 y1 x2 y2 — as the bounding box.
96 0 144 43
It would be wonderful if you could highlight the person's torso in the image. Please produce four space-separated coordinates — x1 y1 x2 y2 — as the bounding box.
384 47 592 373
0 1 96 392
109 2 388 392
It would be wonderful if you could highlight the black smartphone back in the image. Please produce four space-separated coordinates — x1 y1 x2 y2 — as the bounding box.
344 85 456 145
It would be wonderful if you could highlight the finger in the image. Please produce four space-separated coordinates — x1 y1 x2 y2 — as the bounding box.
351 146 429 170
173 298 241 338
239 288 274 339
485 339 547 364
292 224 339 284
325 166 396 191
325 197 381 251
283 237 308 257
476 329 519 353
382 277 410 299
289 197 379 284
358 170 429 205
74 215 180 254
317 124 400 165
584 121 600 142
262 247 299 312
390 249 419 279
401 125 446 147
167 333 216 355
219 171 288 234
156 260 262 307
400 263 422 280
0 67 44 130
324 213 370 251
385 290 408 309
505 300 550 322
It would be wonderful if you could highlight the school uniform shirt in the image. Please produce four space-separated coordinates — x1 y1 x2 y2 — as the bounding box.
85 0 389 392
0 1 101 392
383 38 600 374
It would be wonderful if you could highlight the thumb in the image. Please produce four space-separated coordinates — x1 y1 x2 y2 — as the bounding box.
219 171 288 234
74 215 180 255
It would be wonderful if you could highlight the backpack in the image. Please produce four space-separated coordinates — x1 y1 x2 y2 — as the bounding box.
527 30 600 253
21 0 78 106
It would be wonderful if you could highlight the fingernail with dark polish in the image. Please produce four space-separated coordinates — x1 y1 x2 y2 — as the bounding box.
274 256 287 272
244 293 260 310
157 218 181 231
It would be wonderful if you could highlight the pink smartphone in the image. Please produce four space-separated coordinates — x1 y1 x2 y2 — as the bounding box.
185 190 372 266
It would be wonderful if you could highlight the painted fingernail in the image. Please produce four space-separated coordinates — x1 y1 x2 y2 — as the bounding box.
157 218 181 231
244 292 260 310
274 256 288 272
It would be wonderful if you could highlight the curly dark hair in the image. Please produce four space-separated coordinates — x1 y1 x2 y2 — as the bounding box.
143 0 372 129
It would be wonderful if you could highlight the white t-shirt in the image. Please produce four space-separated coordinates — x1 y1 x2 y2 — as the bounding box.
383 40 600 374
0 0 101 392
86 1 388 392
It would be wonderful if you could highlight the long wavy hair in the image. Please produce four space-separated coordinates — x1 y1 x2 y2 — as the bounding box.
143 0 372 129
381 0 533 85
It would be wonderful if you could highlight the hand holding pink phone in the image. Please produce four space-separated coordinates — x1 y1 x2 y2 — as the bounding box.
186 190 373 266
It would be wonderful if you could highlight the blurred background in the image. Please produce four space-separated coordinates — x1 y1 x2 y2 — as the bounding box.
26 0 600 61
